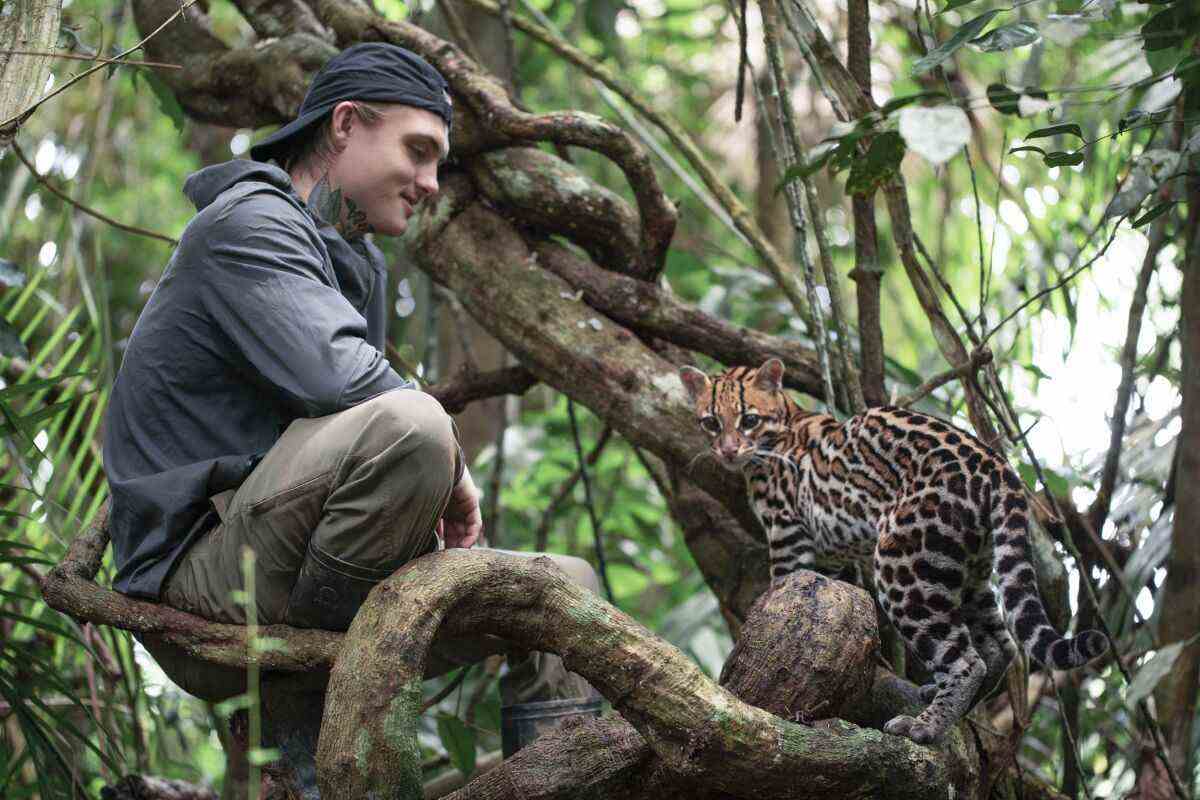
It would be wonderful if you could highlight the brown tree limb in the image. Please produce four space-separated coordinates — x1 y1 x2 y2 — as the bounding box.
846 0 885 407
318 551 979 798
895 347 993 409
229 0 333 42
425 365 538 415
533 239 831 400
1088 221 1166 532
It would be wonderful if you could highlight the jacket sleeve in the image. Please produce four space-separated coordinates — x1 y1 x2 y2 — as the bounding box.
194 188 411 417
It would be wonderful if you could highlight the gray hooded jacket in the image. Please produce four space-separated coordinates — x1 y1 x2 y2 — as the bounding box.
104 159 413 599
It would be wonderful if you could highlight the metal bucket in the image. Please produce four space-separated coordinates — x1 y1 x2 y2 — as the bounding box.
500 696 603 757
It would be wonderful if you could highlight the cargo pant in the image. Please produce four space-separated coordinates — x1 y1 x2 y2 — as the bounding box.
139 388 597 706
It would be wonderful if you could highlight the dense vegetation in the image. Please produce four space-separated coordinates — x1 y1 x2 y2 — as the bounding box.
0 0 1197 796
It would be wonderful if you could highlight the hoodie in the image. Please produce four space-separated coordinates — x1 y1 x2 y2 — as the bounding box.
104 160 412 599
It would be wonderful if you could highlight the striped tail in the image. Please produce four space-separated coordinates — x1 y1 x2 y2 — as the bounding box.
991 483 1108 669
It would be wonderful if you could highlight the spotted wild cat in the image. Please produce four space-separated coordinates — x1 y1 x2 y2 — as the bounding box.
679 358 1106 745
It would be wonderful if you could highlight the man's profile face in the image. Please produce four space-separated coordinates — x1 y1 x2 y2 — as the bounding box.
326 102 450 237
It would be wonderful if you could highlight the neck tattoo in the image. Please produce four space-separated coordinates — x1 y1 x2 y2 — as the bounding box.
307 173 373 240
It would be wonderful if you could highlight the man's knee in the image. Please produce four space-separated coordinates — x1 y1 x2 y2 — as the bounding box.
360 389 459 481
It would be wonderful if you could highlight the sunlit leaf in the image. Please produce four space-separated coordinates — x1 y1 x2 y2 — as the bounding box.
1026 123 1084 141
970 23 1040 52
1044 151 1084 167
1126 641 1190 708
911 10 1002 75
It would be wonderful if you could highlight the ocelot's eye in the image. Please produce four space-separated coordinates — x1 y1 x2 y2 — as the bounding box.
699 416 721 435
740 414 761 429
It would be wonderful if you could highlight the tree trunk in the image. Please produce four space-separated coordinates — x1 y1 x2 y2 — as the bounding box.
0 0 61 148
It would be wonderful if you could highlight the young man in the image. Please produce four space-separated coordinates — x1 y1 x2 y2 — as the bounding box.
104 44 595 716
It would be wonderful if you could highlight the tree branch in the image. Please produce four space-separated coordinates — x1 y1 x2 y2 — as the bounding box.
318 552 979 798
425 365 538 415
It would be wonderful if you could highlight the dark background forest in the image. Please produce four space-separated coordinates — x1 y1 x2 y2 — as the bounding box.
0 0 1198 797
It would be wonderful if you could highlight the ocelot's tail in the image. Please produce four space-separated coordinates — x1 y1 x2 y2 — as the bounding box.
991 480 1108 669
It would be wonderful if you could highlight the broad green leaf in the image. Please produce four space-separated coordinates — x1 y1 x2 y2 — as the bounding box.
846 132 906 195
1126 641 1189 708
135 70 187 134
1132 201 1177 227
911 10 1002 75
1141 5 1194 52
1026 123 1084 141
1044 151 1084 167
987 83 1021 115
0 258 25 288
970 23 1040 52
436 713 477 778
898 106 970 164
1009 145 1047 156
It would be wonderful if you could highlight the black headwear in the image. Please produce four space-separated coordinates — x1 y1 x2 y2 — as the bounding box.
249 42 452 163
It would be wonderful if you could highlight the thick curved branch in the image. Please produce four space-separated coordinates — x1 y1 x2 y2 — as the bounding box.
42 504 341 672
229 0 333 42
318 550 977 799
469 147 644 277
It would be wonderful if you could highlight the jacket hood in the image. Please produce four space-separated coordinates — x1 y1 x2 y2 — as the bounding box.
183 160 296 212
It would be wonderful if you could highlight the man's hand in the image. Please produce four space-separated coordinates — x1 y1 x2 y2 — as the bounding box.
440 466 483 549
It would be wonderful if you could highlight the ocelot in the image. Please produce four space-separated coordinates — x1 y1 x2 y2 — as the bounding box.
679 358 1106 745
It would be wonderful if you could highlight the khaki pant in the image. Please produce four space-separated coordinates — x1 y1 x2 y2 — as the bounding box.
140 388 596 705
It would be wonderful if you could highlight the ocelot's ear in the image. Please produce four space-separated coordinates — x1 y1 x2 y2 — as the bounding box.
678 366 711 405
753 358 785 392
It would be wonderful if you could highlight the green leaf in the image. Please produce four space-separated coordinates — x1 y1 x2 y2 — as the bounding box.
1126 641 1189 708
1016 463 1037 490
1021 363 1051 381
775 151 832 193
1141 5 1193 52
0 258 25 288
880 91 949 116
0 318 29 360
1044 151 1084 167
136 70 187 134
436 713 477 778
970 23 1040 52
912 10 1002 75
987 83 1021 115
1009 145 1047 156
940 0 982 12
845 132 906 195
0 372 94 401
1132 201 1177 227
1026 123 1084 141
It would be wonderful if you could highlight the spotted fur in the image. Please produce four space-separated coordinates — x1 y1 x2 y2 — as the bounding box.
680 359 1107 745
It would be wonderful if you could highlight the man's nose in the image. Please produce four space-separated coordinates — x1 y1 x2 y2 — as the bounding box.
416 167 439 199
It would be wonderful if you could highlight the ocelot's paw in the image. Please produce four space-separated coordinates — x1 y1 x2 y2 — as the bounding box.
919 683 938 703
884 714 940 745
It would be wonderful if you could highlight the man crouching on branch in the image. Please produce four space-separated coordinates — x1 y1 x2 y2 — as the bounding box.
103 42 598 741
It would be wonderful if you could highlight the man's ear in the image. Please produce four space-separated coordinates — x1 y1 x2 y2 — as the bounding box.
678 366 711 405
329 100 358 148
752 358 785 392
